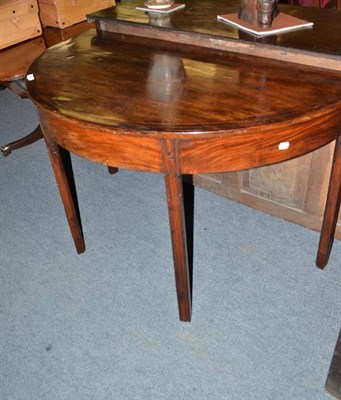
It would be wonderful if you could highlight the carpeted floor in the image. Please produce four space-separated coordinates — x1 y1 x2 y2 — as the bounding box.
1 89 340 400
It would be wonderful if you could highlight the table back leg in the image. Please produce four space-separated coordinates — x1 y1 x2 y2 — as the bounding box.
316 136 341 268
44 137 85 254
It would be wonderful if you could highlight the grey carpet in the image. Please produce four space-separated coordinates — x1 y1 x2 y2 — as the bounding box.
1 88 340 400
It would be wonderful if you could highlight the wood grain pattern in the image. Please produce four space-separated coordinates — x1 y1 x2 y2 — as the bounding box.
38 108 164 172
27 31 341 135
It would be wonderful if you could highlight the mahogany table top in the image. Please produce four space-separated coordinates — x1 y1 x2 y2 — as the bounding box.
27 29 340 174
27 28 341 128
28 30 341 132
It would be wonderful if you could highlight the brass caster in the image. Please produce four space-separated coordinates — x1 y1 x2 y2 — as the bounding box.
1 145 11 157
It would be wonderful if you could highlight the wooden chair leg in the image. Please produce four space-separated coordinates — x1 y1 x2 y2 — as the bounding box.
44 137 85 254
164 172 192 322
1 125 43 156
316 136 341 269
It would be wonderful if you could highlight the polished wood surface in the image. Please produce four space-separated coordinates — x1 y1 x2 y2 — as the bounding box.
28 32 340 144
26 30 341 321
89 0 341 70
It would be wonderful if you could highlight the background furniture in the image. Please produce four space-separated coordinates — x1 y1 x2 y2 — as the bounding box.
0 21 94 156
0 0 42 50
0 37 45 155
0 0 116 154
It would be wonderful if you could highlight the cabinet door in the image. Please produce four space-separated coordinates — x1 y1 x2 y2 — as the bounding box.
194 141 341 239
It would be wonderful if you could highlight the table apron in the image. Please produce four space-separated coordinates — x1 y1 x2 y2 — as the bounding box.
178 115 341 174
38 107 340 175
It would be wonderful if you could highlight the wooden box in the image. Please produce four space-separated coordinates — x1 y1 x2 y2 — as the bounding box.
38 0 115 28
0 0 42 50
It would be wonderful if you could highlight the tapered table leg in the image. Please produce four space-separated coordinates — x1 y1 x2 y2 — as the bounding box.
1 125 43 156
164 172 192 322
316 136 341 269
44 138 85 254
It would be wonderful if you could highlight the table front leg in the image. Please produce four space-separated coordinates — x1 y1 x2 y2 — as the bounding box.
316 136 341 269
164 172 192 322
44 137 85 254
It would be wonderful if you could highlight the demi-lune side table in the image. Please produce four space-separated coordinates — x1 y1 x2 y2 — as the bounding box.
26 28 340 321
